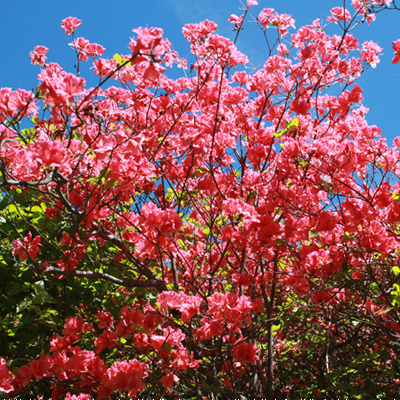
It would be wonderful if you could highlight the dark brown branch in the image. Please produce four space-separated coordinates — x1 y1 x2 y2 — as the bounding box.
40 266 165 290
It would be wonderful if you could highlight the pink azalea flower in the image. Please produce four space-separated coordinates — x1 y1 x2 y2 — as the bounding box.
392 39 400 64
7 89 38 118
129 27 165 57
329 7 352 23
360 40 382 68
65 394 92 400
160 368 179 389
247 0 258 7
142 62 166 81
232 341 259 364
105 359 147 396
86 42 106 58
228 14 244 27
0 358 15 393
182 20 218 43
69 37 90 61
12 232 41 261
30 45 48 66
30 138 68 168
61 16 82 35
41 72 86 106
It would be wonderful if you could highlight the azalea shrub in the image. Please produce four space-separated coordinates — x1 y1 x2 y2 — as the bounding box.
1 1 400 399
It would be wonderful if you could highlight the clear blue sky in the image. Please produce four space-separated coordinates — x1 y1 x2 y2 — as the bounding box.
1 0 399 143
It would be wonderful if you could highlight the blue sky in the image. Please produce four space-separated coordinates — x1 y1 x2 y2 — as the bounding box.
1 0 399 143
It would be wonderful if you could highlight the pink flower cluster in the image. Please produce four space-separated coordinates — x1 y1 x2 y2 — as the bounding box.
61 17 82 35
1 6 400 398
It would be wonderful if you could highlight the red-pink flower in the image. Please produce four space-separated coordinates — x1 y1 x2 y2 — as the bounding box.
247 0 258 7
142 62 166 81
182 20 218 43
0 358 15 393
232 341 259 364
96 311 114 329
314 211 337 232
29 353 52 380
160 368 179 389
150 327 185 351
61 16 82 35
290 99 310 115
392 39 400 64
157 291 187 312
257 8 275 28
228 14 244 27
69 37 90 61
30 46 48 66
171 348 200 370
30 138 68 167
329 7 351 23
360 40 382 68
65 394 92 400
7 89 38 118
356 378 366 387
105 359 147 396
12 232 41 261
41 72 85 106
86 42 106 58
222 198 258 222
129 27 166 57
49 334 73 352
258 9 295 35
94 330 119 354
157 292 203 322
142 202 182 235
62 316 92 336
375 0 393 5
179 296 203 322
366 13 376 25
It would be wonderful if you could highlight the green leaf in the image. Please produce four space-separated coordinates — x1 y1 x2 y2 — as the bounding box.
113 53 130 66
273 118 299 137
391 283 400 296
195 167 209 174
299 160 308 167
33 280 45 294
131 325 151 335
30 203 46 214
273 128 287 138
286 117 299 130
393 192 400 202
113 53 123 64
16 299 32 313
104 179 118 189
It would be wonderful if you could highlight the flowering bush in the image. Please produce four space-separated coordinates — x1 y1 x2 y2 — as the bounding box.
1 1 400 398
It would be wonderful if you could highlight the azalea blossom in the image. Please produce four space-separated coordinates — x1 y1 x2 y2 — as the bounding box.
232 341 259 364
329 7 352 23
246 0 258 8
392 39 400 64
12 232 41 261
0 358 15 393
360 40 382 68
228 13 244 27
30 45 48 66
61 16 82 35
2 5 400 399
